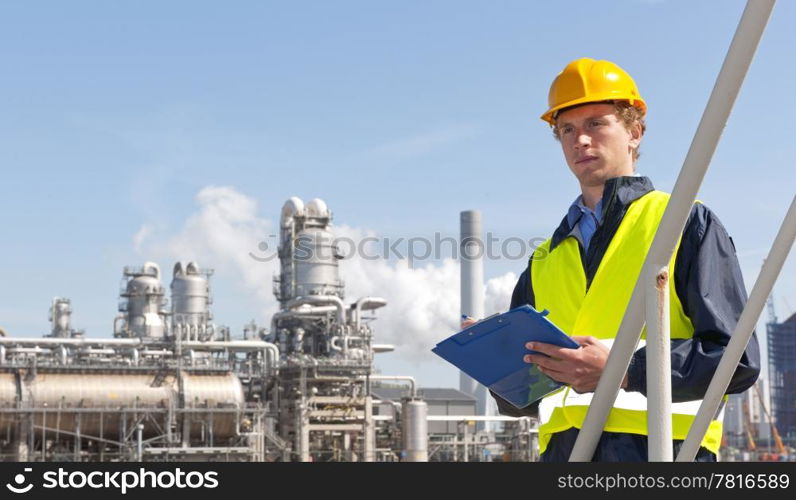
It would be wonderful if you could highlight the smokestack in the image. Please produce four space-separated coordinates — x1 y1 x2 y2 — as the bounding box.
459 210 487 420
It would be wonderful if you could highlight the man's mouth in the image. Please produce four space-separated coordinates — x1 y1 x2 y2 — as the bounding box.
575 155 598 165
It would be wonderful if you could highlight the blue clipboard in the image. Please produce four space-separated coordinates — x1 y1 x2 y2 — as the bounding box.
431 305 580 409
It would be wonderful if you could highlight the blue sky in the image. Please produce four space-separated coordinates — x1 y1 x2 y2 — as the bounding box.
1 0 794 388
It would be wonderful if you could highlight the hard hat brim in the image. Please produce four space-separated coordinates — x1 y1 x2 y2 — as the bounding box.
541 95 647 126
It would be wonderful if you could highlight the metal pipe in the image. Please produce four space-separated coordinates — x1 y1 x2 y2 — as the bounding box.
287 296 345 324
291 305 341 315
330 335 365 352
113 316 124 337
354 297 387 332
569 0 776 462
677 195 795 461
181 340 275 351
137 424 144 461
268 306 336 332
367 375 417 398
7 347 47 354
79 348 116 355
426 415 536 423
647 269 673 460
0 337 144 347
140 349 173 356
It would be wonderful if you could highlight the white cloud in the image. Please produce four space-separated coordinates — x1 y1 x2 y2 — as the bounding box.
133 187 516 363
135 185 279 318
132 224 153 253
485 271 518 315
326 224 517 362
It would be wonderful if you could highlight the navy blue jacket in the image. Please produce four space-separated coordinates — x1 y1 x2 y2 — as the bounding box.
491 177 760 450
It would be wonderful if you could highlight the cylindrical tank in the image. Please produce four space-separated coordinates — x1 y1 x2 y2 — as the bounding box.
401 398 428 462
305 198 329 219
0 371 245 441
294 229 342 297
0 373 17 407
281 197 305 223
0 373 17 438
182 373 245 439
49 298 72 338
124 262 166 338
171 262 210 328
25 373 175 439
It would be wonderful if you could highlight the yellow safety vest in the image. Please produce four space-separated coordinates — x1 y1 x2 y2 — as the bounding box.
531 190 723 456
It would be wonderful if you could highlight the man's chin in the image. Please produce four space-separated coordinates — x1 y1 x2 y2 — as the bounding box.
576 170 611 187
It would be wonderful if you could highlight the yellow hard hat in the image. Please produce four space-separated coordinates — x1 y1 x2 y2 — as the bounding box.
541 57 646 125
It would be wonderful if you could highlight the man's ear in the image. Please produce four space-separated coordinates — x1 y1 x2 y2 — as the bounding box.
628 121 643 149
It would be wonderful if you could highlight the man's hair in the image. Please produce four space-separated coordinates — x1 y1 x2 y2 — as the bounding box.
551 101 646 163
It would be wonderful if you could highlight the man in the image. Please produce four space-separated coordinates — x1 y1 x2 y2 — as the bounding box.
488 58 760 462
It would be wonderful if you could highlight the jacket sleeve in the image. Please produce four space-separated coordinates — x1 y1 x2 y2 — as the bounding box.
625 204 761 401
489 265 542 417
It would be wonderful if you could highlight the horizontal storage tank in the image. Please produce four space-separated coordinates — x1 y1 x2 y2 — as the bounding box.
26 373 175 439
0 373 15 406
183 372 245 439
0 371 245 441
0 374 17 438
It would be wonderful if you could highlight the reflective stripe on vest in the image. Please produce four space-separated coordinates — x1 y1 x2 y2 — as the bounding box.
531 191 723 456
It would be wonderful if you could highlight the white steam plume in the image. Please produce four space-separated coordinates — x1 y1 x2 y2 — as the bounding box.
133 186 516 363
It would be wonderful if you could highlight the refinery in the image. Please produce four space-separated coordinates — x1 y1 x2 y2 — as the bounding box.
0 197 537 462
1 195 793 462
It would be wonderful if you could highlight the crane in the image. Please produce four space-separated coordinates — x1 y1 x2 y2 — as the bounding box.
742 396 757 452
753 383 787 460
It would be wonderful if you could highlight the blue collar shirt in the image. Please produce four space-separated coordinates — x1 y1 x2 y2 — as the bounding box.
565 195 603 251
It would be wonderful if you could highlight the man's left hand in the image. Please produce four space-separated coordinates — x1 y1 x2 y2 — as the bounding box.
523 336 628 393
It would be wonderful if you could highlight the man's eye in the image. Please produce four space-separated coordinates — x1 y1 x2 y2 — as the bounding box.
561 126 574 134
589 120 603 127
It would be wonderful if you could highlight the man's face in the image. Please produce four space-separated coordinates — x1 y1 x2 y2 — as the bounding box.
555 103 642 188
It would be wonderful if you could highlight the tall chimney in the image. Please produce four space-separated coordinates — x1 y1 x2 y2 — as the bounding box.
460 210 487 420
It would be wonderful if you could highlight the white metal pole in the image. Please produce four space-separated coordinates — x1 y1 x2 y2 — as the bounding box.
137 424 144 461
569 0 776 462
677 195 795 461
646 267 673 460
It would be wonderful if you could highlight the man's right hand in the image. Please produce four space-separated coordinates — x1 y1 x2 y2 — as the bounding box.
461 316 478 329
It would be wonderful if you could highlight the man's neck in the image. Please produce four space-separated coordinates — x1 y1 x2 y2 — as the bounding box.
580 184 604 211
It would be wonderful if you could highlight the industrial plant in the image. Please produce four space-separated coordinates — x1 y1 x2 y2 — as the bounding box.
0 197 536 462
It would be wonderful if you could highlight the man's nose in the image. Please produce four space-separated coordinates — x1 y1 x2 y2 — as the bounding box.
575 132 591 148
